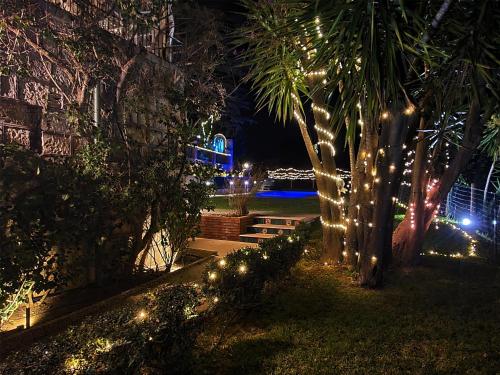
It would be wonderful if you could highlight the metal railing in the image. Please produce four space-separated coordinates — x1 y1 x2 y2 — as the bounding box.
46 0 173 60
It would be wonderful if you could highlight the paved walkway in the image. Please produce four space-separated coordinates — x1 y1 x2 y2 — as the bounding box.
189 237 258 257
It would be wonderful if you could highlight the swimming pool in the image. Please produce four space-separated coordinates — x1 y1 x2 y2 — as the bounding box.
255 190 317 199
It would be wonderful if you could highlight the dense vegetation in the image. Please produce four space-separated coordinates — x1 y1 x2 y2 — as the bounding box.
0 234 307 374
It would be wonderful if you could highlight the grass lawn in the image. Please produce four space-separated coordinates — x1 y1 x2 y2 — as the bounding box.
193 224 500 374
209 196 320 215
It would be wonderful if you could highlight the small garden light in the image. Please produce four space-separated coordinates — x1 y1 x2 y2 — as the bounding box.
238 264 247 274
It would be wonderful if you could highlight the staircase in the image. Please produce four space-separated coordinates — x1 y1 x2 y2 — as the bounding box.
239 215 317 244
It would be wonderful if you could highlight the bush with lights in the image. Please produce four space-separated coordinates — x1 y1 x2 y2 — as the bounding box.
203 229 309 309
0 285 201 375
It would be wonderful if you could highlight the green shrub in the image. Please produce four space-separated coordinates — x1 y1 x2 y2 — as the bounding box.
0 284 201 375
203 232 307 309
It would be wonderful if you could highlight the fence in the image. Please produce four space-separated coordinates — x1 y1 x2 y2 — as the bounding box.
46 0 175 60
444 184 499 241
267 168 499 246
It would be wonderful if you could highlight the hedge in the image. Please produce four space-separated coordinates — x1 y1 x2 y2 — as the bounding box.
202 227 309 309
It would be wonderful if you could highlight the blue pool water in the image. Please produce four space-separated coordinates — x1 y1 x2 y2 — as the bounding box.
255 190 317 199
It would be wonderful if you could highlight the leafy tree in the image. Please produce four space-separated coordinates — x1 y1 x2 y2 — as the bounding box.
0 0 225 318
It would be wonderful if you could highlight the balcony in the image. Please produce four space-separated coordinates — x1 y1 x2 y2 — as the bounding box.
46 0 174 60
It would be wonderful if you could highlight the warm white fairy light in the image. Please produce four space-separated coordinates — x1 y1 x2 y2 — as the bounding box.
267 168 350 181
314 125 334 140
317 140 336 155
410 202 415 229
320 216 346 231
404 105 415 115
311 103 331 120
238 264 247 274
317 191 343 206
313 168 345 183
306 69 327 77
293 110 307 127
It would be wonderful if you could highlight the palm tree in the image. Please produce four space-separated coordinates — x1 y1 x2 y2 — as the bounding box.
239 0 499 286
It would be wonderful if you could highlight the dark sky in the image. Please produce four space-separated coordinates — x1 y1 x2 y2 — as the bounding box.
200 0 350 170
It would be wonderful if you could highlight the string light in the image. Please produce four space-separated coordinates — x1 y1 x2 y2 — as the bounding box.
314 124 334 140
267 167 350 181
320 216 346 231
306 69 327 77
317 191 343 205
317 140 336 155
404 105 415 115
311 103 331 120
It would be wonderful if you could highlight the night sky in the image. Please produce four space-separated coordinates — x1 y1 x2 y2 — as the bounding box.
201 0 351 170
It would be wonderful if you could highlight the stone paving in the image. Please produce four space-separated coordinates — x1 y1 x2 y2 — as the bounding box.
189 237 258 257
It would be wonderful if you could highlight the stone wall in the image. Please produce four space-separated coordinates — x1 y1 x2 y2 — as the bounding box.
0 97 41 151
0 0 180 157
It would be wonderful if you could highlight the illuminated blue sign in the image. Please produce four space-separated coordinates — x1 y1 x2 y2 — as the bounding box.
212 133 226 153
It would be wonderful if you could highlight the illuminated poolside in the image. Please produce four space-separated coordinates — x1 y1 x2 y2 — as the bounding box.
255 190 317 199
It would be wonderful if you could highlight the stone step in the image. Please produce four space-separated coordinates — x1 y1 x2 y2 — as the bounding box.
239 233 276 244
254 216 306 226
249 224 295 235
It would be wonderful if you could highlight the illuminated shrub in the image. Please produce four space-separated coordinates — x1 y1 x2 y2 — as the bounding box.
203 231 308 309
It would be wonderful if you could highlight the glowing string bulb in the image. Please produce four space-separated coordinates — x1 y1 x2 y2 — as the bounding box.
404 105 415 115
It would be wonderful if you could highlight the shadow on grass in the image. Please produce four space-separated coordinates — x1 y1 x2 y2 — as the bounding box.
195 258 500 374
